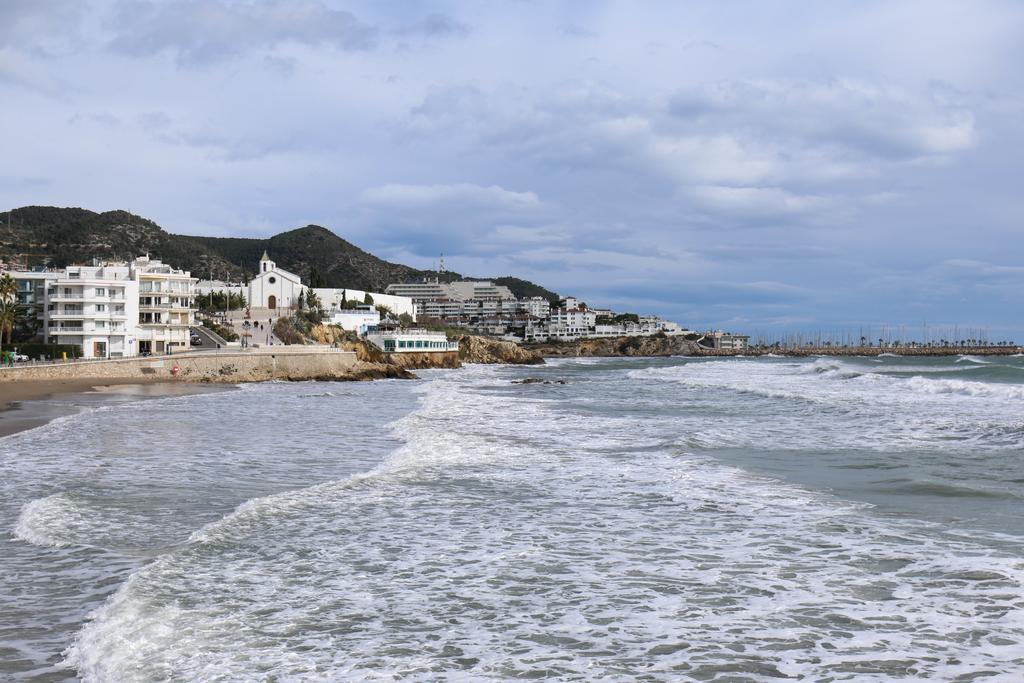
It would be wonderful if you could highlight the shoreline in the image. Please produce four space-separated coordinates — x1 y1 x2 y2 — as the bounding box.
0 378 233 440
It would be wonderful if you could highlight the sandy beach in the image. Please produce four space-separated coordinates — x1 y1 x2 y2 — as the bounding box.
0 379 232 439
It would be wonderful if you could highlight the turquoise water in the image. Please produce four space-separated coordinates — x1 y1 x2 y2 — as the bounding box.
2 355 1024 680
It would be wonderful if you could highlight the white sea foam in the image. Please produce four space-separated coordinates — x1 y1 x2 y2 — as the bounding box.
13 494 81 548
62 363 1024 681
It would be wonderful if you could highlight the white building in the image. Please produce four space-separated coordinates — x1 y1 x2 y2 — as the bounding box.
46 264 139 358
10 265 139 358
249 251 305 311
6 257 197 359
364 328 459 353
515 297 551 319
385 279 515 303
327 305 380 334
133 256 196 355
314 288 415 319
706 331 750 351
548 307 597 341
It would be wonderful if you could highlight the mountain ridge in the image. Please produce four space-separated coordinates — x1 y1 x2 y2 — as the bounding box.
0 206 559 301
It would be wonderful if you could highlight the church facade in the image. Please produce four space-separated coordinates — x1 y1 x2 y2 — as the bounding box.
248 252 304 310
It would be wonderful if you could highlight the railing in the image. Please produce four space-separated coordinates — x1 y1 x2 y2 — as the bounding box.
372 328 450 337
49 326 84 333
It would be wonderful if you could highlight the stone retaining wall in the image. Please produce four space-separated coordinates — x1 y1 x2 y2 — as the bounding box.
0 350 359 383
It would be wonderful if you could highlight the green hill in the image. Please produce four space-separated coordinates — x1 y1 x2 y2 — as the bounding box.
0 206 559 300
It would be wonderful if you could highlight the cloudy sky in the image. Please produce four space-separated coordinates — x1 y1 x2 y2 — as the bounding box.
3 1 1023 340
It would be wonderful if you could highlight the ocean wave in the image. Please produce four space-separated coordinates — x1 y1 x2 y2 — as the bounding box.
878 480 1018 500
956 355 992 364
904 376 1024 400
46 362 1024 681
13 493 100 549
63 411 1024 681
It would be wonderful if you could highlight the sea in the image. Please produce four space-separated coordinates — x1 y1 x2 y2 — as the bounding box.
2 354 1024 681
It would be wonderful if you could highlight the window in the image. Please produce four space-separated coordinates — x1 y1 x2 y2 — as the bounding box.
95 321 106 329
96 304 106 312
95 288 106 296
268 276 277 284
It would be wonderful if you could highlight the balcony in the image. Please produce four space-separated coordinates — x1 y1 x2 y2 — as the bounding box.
49 326 84 333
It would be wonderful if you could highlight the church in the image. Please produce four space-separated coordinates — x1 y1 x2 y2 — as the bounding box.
195 251 416 318
247 251 304 310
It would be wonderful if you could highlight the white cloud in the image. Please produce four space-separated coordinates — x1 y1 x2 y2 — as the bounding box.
688 185 830 217
361 183 541 210
107 0 378 63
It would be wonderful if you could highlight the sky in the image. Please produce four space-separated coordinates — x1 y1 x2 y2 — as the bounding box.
2 1 1023 340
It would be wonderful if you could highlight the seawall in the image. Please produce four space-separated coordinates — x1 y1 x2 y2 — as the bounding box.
0 349 384 384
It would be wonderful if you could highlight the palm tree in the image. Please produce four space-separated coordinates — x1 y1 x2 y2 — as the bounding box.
0 300 16 354
0 273 16 304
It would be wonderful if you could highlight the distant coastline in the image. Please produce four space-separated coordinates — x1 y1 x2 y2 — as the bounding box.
693 346 1024 358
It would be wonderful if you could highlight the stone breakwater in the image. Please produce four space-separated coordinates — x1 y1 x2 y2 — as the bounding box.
529 335 1023 359
0 349 407 384
701 346 1024 357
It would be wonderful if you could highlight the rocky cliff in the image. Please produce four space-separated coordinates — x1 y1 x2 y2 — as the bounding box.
457 335 545 364
530 334 702 357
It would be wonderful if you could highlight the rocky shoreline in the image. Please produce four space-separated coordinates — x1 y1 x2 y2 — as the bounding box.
527 335 1022 359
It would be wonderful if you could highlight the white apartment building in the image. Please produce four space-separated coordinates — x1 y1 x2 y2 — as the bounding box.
6 257 196 359
415 299 464 320
134 256 196 355
386 279 516 303
706 331 750 351
548 307 597 341
42 264 139 358
516 297 551 319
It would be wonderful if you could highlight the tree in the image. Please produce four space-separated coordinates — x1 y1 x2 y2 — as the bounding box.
0 300 16 353
306 289 320 311
0 273 16 303
298 289 306 310
363 292 374 305
398 312 414 326
309 266 325 288
0 274 16 353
